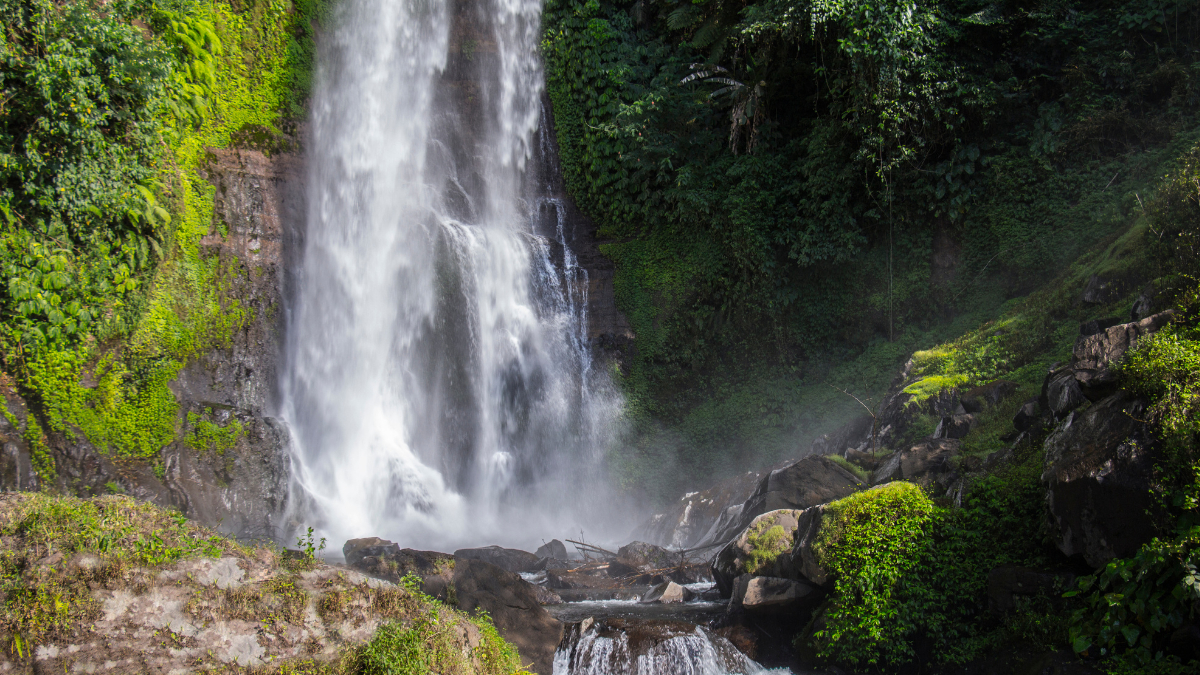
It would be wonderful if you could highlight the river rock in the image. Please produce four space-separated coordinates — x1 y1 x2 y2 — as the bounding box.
453 558 564 675
872 438 961 492
712 509 803 597
730 574 821 613
534 585 563 605
1042 391 1156 568
454 545 541 573
640 580 694 604
535 539 568 560
617 541 675 569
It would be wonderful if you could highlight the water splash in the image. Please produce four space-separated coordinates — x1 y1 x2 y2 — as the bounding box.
281 0 622 551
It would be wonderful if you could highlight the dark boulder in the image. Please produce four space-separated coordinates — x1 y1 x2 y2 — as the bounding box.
453 558 563 675
1042 392 1157 568
1012 399 1040 432
617 541 675 569
535 539 568 560
872 438 961 493
342 538 454 598
789 504 830 586
1072 310 1175 401
936 413 977 439
1043 369 1087 418
738 457 862 528
454 545 541 574
343 537 400 567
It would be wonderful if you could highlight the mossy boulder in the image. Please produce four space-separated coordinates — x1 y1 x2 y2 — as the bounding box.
712 509 804 597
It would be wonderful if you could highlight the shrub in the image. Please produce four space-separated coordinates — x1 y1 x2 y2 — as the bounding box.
812 482 936 667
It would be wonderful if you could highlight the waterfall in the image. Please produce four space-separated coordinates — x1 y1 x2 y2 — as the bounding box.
281 0 622 551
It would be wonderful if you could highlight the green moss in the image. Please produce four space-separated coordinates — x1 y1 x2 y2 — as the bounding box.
183 408 243 453
3 0 302 463
827 454 871 483
745 523 789 575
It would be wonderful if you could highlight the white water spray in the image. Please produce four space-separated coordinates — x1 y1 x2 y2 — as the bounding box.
281 0 622 551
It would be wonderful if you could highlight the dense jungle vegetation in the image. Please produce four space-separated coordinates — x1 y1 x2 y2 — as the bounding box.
0 0 321 479
541 0 1200 496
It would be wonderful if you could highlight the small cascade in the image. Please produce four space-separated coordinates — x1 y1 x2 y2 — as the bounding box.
554 619 788 675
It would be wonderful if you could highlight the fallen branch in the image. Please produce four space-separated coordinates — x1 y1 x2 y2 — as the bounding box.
566 539 618 557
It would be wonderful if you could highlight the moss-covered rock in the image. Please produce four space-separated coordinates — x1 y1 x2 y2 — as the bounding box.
0 493 523 674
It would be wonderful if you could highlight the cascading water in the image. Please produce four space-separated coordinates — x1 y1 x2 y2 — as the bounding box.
553 620 784 675
281 0 622 551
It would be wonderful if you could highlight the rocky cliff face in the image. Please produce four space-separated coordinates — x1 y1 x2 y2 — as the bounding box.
0 147 301 542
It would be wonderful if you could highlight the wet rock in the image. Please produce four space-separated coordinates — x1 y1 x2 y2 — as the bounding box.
713 625 758 660
712 509 803 597
640 580 694 604
534 585 563 605
454 545 541 573
617 541 675 569
844 448 883 472
730 574 821 613
607 560 640 578
1042 392 1156 568
987 566 1073 613
872 438 961 493
535 539 568 560
534 557 575 572
556 618 757 675
453 558 563 675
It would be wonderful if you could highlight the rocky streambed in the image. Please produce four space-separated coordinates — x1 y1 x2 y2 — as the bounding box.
331 307 1194 675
